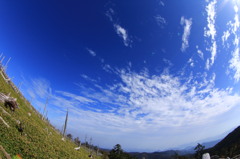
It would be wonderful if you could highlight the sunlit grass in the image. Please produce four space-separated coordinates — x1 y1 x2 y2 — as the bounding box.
0 74 101 159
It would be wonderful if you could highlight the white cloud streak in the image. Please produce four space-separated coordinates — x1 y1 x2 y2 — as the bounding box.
222 30 230 46
196 45 204 60
155 15 167 28
180 16 192 52
105 8 115 22
159 0 165 6
86 48 96 57
229 5 240 81
29 78 52 99
114 24 131 47
26 69 240 129
204 0 217 69
115 70 239 127
81 74 98 83
188 58 194 67
106 8 132 47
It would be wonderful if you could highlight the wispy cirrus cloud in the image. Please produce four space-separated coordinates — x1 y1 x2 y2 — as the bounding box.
81 74 98 83
86 48 96 57
27 78 52 100
114 24 131 47
23 65 240 150
188 58 194 67
222 30 230 47
102 64 115 73
180 16 192 52
157 0 165 7
155 15 167 28
105 8 115 22
204 0 217 69
106 8 132 47
115 69 239 126
56 91 94 104
228 5 240 81
196 45 204 60
25 68 240 128
220 4 240 82
159 1 165 7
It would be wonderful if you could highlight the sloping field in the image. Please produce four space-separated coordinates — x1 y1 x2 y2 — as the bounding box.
0 71 101 159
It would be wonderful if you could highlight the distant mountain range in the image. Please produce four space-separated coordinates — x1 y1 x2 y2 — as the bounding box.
182 139 221 153
101 140 219 159
130 125 240 159
130 139 220 159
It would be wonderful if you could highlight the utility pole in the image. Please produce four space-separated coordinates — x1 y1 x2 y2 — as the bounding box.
89 137 92 154
96 145 99 156
17 82 23 90
45 110 48 121
0 55 5 65
3 57 11 71
62 109 68 137
42 97 49 120
0 55 5 72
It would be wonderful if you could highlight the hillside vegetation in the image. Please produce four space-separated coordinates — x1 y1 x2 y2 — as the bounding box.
0 71 102 159
208 126 240 158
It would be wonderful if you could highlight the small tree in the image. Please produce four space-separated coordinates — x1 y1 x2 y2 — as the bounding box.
109 144 123 159
66 133 72 140
194 143 205 159
173 151 179 159
102 151 109 159
109 144 136 159
74 137 81 146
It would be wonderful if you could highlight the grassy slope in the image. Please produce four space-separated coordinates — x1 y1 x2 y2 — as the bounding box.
0 74 101 159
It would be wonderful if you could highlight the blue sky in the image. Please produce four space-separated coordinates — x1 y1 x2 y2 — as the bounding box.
1 0 240 152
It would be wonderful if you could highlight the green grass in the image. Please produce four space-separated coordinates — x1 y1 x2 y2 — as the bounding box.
0 73 102 159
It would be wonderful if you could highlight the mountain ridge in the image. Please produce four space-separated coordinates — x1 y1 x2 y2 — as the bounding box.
208 126 240 157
